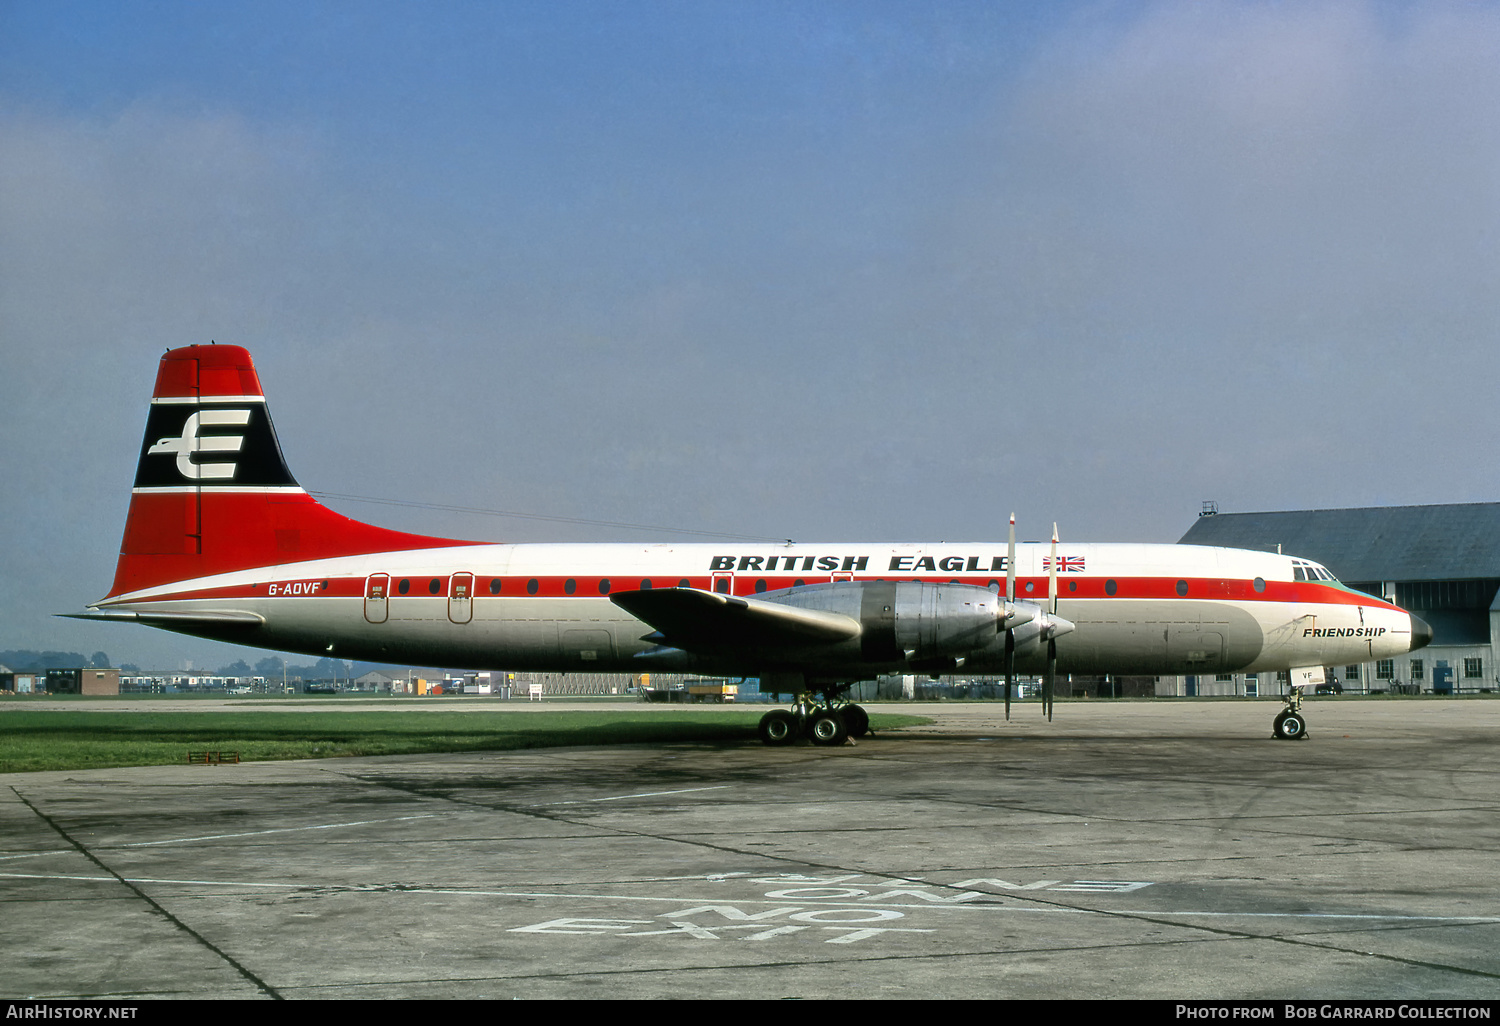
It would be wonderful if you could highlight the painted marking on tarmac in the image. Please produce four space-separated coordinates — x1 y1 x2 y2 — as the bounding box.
512 915 932 944
0 848 73 862
0 810 444 858
119 813 442 846
526 785 731 806
5 869 1492 929
0 872 312 888
510 905 929 945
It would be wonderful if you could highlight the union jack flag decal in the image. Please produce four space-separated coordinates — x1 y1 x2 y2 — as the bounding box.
1044 555 1086 572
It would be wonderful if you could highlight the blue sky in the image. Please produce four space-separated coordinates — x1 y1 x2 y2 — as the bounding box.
3 1 1497 669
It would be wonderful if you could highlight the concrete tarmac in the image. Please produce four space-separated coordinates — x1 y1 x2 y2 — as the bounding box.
2 698 1498 1000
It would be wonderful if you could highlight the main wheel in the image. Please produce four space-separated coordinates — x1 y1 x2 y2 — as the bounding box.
807 710 848 747
758 709 798 746
842 704 870 738
1273 711 1307 740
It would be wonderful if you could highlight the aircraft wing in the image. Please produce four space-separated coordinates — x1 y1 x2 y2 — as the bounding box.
610 588 860 651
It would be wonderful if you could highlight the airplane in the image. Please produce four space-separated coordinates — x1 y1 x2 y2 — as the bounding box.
68 344 1432 744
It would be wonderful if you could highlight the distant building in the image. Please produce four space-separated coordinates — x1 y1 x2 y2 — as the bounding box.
2 665 121 694
0 668 45 693
354 670 406 692
1180 503 1500 694
352 669 453 693
43 668 121 695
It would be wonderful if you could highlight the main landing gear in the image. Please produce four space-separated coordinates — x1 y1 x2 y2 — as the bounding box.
758 692 870 747
1272 689 1309 741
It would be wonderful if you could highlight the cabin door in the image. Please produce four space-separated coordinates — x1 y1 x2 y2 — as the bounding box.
449 572 474 624
364 574 389 624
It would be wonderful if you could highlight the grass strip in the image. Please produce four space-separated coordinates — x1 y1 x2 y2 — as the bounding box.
0 710 931 773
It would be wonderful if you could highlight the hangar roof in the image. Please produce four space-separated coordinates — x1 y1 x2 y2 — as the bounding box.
1177 503 1500 582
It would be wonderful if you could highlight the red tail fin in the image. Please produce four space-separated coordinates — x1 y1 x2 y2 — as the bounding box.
107 345 471 598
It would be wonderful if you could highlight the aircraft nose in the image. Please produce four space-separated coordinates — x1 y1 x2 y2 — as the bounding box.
1409 614 1433 652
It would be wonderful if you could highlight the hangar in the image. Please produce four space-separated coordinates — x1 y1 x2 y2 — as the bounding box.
1180 502 1500 695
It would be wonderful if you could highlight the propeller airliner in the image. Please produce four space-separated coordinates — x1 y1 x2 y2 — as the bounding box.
69 345 1432 744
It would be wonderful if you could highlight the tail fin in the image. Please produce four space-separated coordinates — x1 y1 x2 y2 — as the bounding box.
106 345 470 598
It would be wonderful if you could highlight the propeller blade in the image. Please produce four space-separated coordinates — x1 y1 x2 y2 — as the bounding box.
1045 524 1059 720
1006 514 1017 605
1049 523 1059 615
1045 637 1056 721
1004 628 1014 720
1006 513 1017 721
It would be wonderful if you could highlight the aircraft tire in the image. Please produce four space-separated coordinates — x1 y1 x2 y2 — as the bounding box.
807 710 848 747
758 710 799 746
1273 711 1307 741
842 704 870 738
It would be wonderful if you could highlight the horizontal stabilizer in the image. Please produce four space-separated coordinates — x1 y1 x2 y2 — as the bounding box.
61 609 266 626
611 588 860 652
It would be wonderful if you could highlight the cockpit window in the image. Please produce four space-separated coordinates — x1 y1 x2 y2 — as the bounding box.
1292 560 1339 583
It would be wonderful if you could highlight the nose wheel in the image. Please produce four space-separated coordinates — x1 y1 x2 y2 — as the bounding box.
1272 690 1310 740
1273 710 1307 740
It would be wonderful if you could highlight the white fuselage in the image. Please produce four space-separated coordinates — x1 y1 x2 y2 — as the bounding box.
94 540 1421 679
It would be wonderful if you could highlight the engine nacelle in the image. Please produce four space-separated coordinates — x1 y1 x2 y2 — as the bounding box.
764 579 1026 665
891 581 1005 660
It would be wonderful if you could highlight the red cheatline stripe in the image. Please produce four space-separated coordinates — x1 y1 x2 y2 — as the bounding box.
112 575 1395 609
